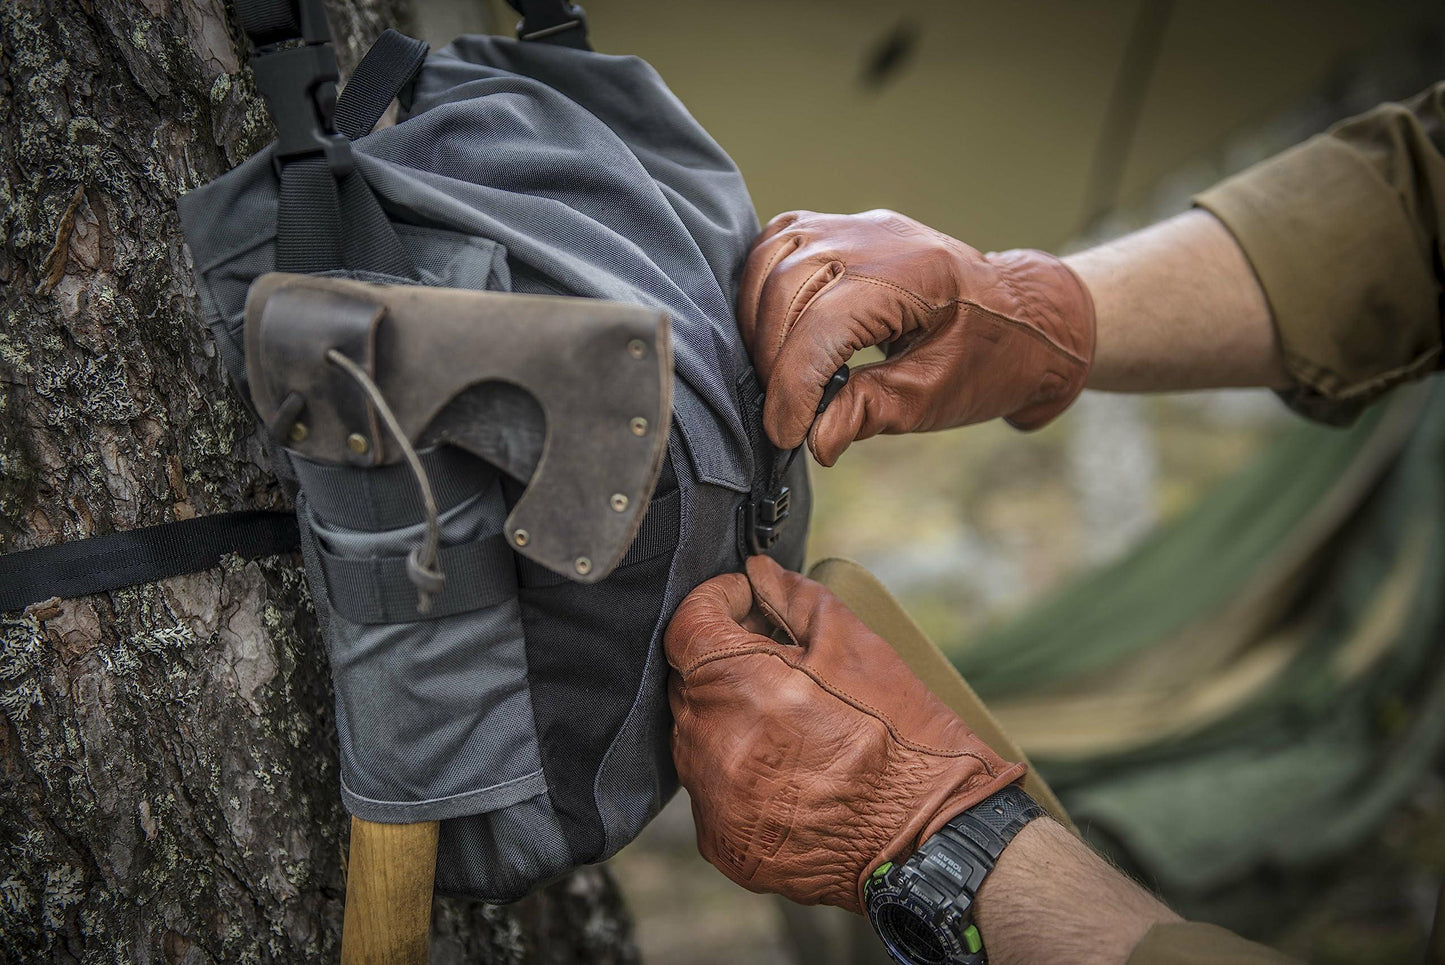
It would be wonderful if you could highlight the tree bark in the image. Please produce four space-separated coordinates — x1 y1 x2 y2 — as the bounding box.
0 1 639 961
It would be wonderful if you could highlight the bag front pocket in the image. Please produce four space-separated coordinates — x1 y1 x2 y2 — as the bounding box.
293 448 546 823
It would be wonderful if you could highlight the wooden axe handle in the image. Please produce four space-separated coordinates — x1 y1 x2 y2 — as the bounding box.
341 817 439 964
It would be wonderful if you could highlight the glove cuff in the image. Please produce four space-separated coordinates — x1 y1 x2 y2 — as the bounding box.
990 249 1097 431
856 760 1029 912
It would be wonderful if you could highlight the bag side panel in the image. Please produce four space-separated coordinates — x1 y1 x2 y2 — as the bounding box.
511 456 680 862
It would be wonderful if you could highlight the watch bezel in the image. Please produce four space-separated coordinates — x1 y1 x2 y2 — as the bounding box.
863 786 1045 965
865 873 975 965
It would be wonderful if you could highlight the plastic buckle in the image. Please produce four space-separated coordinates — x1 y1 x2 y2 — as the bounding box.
515 2 589 45
748 485 791 554
251 40 354 179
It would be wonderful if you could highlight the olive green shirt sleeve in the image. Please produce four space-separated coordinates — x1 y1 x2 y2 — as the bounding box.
1194 82 1445 424
1127 922 1301 965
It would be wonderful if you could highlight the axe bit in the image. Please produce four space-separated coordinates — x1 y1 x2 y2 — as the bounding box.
244 272 673 590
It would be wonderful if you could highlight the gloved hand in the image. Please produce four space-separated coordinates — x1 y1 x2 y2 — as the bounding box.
665 555 1026 913
738 209 1096 465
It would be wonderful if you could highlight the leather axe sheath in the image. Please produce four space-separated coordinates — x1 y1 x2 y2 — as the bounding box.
244 272 672 585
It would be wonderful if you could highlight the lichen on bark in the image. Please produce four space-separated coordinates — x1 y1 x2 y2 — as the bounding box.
0 1 638 960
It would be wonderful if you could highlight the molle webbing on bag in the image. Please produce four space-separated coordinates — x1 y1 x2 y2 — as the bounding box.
235 0 421 279
173 8 810 903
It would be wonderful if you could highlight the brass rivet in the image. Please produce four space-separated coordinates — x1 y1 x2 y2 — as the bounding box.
629 417 648 437
574 556 592 576
610 493 629 513
628 339 647 360
513 529 530 547
287 422 309 444
346 433 370 455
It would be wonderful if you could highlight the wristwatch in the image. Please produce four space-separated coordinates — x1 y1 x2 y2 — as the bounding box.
864 785 1046 965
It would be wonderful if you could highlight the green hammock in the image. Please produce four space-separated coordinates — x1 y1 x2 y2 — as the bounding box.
955 381 1445 904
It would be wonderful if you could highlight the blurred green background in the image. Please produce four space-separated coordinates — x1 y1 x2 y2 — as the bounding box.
408 2 1445 961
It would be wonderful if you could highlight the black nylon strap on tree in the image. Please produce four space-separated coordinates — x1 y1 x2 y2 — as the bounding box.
0 511 300 613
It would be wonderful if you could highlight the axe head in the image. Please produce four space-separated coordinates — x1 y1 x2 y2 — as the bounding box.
244 272 672 584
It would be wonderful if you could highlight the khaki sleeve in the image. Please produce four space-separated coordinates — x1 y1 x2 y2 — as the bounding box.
1194 82 1445 424
1127 922 1300 965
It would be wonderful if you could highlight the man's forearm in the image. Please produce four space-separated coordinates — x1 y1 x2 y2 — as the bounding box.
1066 209 1290 394
974 818 1180 965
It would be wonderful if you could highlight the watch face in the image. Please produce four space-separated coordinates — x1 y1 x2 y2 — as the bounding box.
872 897 953 964
866 867 974 965
865 789 1040 965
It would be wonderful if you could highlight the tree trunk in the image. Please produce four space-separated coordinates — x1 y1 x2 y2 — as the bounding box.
0 2 639 961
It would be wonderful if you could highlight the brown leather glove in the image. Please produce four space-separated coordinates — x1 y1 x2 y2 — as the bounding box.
738 209 1096 465
665 555 1026 913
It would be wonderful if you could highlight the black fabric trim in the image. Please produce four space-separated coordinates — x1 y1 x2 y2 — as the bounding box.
517 456 679 863
0 511 300 612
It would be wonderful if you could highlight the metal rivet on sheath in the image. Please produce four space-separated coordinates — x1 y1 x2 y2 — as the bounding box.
346 433 370 455
610 493 629 512
513 529 530 547
628 339 647 360
575 557 592 576
629 417 648 436
287 422 309 444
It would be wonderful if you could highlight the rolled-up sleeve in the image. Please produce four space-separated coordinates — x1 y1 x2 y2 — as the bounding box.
1194 82 1445 424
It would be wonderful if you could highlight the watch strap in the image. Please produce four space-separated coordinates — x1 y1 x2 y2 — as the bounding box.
947 784 1048 862
865 785 1046 965
907 785 1046 914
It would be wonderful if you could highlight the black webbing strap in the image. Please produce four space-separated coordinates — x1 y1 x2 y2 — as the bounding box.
507 0 591 49
327 24 431 278
291 447 498 532
235 0 325 46
316 533 518 624
0 511 300 613
276 157 345 272
333 29 429 139
238 0 420 279
274 157 417 277
336 169 416 277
